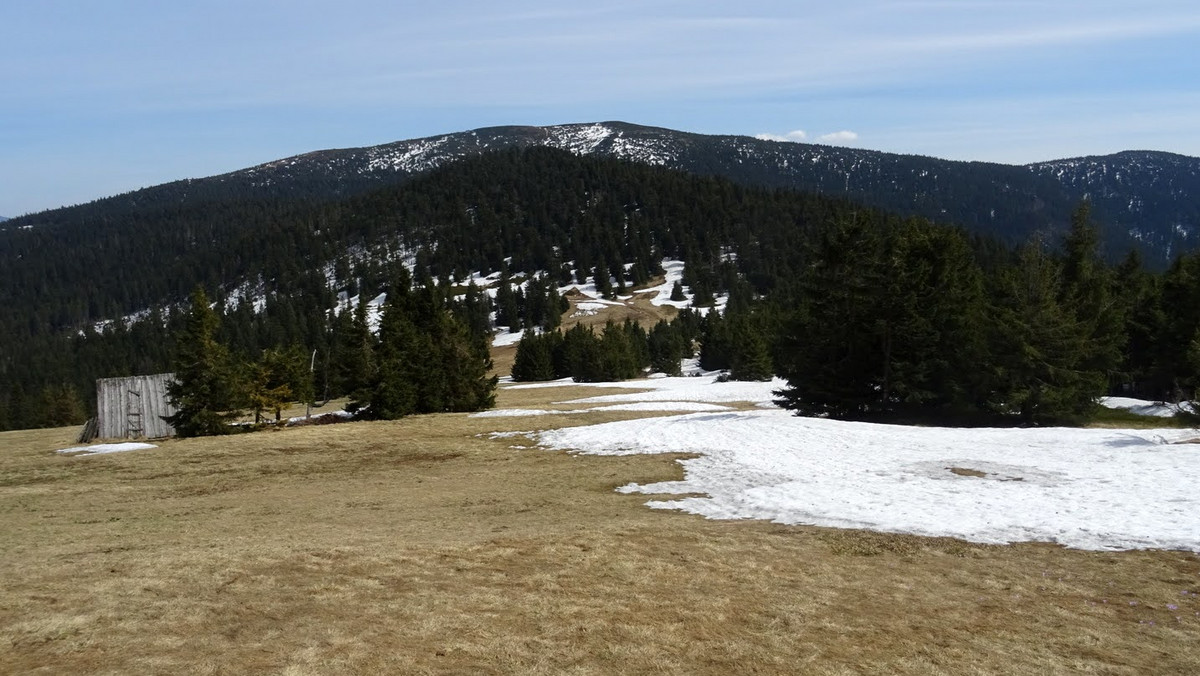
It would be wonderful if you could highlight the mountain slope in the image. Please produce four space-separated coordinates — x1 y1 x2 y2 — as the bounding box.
1029 151 1200 262
1 148 906 427
5 122 1197 268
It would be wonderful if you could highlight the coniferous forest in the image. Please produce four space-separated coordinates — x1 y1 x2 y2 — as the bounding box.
3 147 1200 431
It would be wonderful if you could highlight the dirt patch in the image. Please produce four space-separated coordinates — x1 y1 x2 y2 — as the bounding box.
948 466 1025 481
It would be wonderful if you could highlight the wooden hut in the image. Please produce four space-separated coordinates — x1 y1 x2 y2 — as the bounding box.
94 373 178 440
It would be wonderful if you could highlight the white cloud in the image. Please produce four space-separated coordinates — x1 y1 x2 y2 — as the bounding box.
755 129 859 145
817 130 859 144
754 129 808 143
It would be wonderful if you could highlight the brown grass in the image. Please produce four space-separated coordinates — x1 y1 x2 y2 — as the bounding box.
3 387 1199 675
561 286 680 332
490 279 681 380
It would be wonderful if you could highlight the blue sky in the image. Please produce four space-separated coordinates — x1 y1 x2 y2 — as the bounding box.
2 0 1198 216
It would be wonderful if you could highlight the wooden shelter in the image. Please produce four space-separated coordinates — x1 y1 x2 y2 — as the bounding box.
94 373 178 440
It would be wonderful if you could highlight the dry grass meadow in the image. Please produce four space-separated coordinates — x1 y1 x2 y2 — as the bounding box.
4 381 1200 673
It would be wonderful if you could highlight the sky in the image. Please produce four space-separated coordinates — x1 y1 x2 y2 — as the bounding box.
2 0 1199 217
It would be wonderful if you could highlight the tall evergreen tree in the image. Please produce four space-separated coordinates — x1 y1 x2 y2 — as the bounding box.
727 315 774 382
165 288 241 437
368 273 419 419
436 311 498 412
245 345 313 423
460 281 494 344
1113 250 1168 397
494 274 521 331
341 298 376 410
1060 202 1125 389
37 384 87 428
775 216 986 417
648 320 687 376
512 330 556 381
775 216 886 417
1158 252 1200 401
985 239 1099 423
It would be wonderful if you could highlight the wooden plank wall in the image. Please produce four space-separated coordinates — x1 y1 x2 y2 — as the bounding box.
95 373 178 439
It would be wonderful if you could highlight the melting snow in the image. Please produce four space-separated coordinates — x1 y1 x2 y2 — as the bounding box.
497 376 1200 551
57 442 156 455
471 400 731 417
1101 396 1193 418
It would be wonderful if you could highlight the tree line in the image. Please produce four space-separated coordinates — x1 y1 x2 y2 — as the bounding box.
510 203 1200 426
164 269 497 437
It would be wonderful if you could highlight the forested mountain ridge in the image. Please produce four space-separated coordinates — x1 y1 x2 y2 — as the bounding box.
0 147 842 334
1028 151 1200 262
4 122 1198 268
0 148 868 425
5 145 1200 433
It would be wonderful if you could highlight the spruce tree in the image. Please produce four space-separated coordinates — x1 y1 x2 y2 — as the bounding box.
543 282 565 330
369 274 419 419
562 324 603 382
648 320 686 376
775 216 985 417
245 359 291 425
460 281 494 344
495 274 520 331
728 316 774 381
1185 329 1200 420
985 239 1098 423
342 298 376 411
512 330 555 381
37 384 87 428
1060 202 1125 390
1114 250 1168 397
246 345 313 423
410 282 450 412
438 312 498 411
1160 253 1200 401
165 287 241 437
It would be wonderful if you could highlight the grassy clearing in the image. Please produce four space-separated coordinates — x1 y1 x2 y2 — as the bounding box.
3 386 1199 675
1088 406 1194 430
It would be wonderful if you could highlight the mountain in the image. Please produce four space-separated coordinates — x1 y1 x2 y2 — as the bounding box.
0 148 872 424
4 135 1200 433
5 122 1198 267
1028 151 1200 262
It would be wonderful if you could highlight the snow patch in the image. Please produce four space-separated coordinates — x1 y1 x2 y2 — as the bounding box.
57 442 156 456
536 410 1200 551
505 373 782 406
472 408 575 418
1101 396 1193 418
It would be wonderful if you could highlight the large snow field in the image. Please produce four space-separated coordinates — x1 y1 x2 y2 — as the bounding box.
508 376 1200 551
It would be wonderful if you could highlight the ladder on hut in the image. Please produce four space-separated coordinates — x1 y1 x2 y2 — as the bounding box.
126 389 144 439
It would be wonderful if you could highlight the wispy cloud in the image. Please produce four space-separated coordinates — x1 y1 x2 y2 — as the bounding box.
881 14 1200 55
2 0 1199 214
755 130 808 143
817 131 859 144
